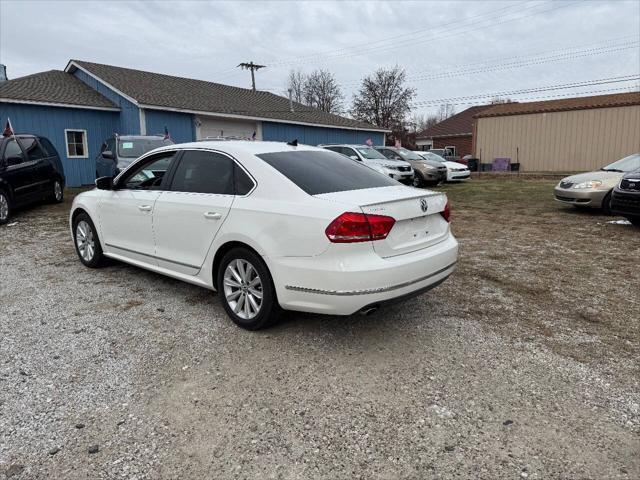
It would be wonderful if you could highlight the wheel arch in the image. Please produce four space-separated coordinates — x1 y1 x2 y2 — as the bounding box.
212 241 264 284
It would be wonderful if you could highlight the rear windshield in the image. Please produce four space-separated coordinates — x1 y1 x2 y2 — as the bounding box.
118 138 174 158
257 150 398 195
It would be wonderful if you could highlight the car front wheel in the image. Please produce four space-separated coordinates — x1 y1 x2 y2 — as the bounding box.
73 212 104 268
0 190 11 225
412 174 424 188
50 179 63 203
217 247 280 330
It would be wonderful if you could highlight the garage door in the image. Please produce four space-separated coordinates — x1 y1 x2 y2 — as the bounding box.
197 116 259 140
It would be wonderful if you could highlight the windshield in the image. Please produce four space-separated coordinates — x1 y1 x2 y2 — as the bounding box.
423 152 446 162
355 147 387 160
118 138 174 158
395 148 424 161
601 153 640 172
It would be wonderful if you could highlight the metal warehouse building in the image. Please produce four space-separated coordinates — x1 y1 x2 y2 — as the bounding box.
0 60 387 186
473 92 640 172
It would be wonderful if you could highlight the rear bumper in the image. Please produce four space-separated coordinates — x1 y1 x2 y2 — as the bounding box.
554 187 607 208
611 189 640 216
267 232 458 315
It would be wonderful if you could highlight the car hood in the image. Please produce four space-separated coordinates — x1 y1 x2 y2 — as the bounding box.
443 161 467 169
561 170 625 186
367 158 412 168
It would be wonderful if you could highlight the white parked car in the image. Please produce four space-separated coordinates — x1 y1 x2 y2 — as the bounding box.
417 151 470 181
319 144 414 184
70 141 458 330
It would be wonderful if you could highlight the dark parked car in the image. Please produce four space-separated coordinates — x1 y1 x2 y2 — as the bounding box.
0 134 65 225
610 169 640 226
95 135 174 178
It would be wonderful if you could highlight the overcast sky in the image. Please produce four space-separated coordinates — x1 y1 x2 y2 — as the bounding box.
1 0 638 118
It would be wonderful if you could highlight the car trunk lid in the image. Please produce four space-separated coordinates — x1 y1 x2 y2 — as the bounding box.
315 186 449 257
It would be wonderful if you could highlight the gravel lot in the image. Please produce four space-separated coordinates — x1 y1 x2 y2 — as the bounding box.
1 178 638 479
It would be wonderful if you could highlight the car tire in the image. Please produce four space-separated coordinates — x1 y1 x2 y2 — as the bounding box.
49 178 64 204
601 190 612 215
72 212 104 268
0 190 11 225
412 174 424 188
217 247 280 330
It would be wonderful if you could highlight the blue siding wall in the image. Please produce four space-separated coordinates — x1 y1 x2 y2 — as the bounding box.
72 69 141 135
262 122 385 146
144 109 195 143
0 103 119 186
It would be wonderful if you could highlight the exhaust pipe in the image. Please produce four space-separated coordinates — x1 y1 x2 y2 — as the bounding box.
359 306 379 316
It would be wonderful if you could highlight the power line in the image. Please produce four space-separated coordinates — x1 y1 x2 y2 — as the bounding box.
411 76 640 106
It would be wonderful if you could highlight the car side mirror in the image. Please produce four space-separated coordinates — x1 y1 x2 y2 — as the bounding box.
102 150 114 160
95 176 113 190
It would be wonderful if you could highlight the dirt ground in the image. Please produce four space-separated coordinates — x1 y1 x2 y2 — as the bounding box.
1 177 638 479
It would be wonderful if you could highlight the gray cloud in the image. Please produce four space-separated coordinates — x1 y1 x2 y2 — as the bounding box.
1 0 638 117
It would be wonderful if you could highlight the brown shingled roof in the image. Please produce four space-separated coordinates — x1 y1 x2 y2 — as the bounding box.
67 60 386 131
0 70 118 110
416 105 490 139
475 91 640 118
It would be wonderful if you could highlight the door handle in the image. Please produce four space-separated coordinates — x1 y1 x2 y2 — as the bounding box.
204 212 222 220
138 205 152 212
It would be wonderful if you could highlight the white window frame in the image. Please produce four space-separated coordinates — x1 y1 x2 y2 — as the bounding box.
64 129 89 159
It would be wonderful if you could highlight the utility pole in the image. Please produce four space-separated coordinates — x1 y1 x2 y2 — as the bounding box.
238 61 266 92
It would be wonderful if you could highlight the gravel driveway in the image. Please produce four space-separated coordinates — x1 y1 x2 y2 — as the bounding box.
1 179 638 479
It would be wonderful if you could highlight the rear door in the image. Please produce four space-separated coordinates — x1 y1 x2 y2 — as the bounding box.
18 136 52 194
315 186 450 257
152 149 235 275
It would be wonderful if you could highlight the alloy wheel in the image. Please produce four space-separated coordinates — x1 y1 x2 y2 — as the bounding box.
54 181 63 201
76 220 95 262
223 259 263 320
0 193 8 221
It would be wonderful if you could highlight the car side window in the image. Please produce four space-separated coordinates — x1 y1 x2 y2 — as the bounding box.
170 150 233 195
343 148 357 158
3 139 26 166
234 163 255 195
120 151 176 190
18 137 46 161
38 137 59 158
106 138 116 154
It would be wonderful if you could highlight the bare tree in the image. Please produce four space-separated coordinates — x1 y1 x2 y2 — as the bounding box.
490 97 512 104
303 69 343 114
410 112 439 134
286 70 306 104
436 103 455 122
351 66 416 129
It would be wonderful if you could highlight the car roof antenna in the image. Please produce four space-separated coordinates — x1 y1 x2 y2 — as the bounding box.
287 139 298 147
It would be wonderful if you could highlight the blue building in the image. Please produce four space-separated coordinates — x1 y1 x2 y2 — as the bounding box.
0 60 388 186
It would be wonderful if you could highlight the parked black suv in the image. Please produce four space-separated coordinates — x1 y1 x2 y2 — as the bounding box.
610 169 640 226
0 134 65 225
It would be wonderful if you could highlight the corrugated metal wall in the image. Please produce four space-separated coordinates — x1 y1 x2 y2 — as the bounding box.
0 102 119 186
144 109 195 143
72 69 141 135
475 105 640 172
262 122 385 146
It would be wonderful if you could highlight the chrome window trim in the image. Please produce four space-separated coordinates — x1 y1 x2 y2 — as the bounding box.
285 261 457 296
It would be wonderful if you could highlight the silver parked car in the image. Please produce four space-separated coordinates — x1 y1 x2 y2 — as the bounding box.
554 153 640 213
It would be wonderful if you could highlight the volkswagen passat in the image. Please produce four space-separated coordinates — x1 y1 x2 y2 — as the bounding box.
70 142 458 330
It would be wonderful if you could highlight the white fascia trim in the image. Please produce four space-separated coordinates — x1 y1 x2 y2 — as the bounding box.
139 108 146 135
0 97 120 112
64 60 140 106
139 104 391 133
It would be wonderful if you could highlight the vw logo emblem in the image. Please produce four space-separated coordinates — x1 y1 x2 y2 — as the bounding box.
419 198 428 212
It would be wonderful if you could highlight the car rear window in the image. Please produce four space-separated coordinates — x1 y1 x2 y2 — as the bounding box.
256 150 398 195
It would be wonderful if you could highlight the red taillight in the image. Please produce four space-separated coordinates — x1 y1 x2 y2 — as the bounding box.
325 212 395 243
441 199 451 223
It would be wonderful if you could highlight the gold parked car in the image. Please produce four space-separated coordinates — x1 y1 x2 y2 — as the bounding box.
554 153 640 213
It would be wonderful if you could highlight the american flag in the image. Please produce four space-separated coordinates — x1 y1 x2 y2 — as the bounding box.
394 139 401 148
163 126 171 140
365 138 373 146
252 131 256 140
2 118 14 137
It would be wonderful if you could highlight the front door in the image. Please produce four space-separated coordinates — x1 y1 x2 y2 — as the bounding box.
98 151 177 266
153 150 235 275
1 138 38 204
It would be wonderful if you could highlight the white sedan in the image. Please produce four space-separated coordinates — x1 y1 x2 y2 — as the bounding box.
70 141 458 330
417 151 470 181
